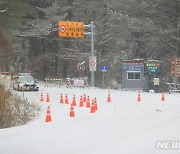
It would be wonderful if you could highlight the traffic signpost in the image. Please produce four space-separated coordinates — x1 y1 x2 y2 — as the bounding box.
89 56 96 72
58 21 95 87
77 63 85 72
101 65 107 88
101 65 107 72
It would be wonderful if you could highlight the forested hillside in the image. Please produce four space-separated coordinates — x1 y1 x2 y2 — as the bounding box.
0 0 179 88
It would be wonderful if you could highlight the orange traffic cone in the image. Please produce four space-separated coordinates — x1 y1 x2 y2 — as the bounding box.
40 93 44 102
71 95 76 106
70 106 75 117
83 94 87 102
161 92 165 101
45 106 52 122
86 96 90 108
137 87 141 102
90 99 96 113
46 93 50 102
107 93 111 103
65 94 69 104
60 93 64 104
137 92 141 102
94 97 98 111
79 95 84 107
107 86 111 103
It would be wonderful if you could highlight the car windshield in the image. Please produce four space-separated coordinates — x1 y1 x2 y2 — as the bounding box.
19 76 34 83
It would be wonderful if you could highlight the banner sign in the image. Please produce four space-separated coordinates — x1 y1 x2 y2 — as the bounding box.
58 21 84 38
122 64 144 72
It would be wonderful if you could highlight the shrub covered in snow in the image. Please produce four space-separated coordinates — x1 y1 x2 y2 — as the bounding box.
0 85 40 129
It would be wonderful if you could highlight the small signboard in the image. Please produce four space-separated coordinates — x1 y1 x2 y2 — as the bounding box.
101 65 107 72
89 56 96 72
171 58 180 77
58 21 84 38
74 79 85 87
154 78 160 85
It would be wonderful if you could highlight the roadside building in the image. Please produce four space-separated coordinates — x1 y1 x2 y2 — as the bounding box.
121 59 148 91
121 59 162 92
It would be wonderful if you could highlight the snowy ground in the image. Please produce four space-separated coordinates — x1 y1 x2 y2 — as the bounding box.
0 83 180 154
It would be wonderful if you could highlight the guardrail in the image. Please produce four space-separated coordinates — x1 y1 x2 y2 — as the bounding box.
44 77 89 88
44 78 63 88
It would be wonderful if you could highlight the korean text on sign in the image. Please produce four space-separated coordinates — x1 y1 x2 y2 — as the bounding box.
58 21 84 38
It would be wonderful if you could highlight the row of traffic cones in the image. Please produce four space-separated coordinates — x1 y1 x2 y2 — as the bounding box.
45 96 99 122
41 92 102 106
108 86 164 103
46 91 165 122
45 87 112 123
40 93 50 102
60 93 69 104
61 86 112 105
46 87 167 122
41 85 112 104
59 93 100 108
137 88 165 102
69 97 98 118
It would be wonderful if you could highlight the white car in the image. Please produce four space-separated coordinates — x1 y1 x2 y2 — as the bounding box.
13 73 39 91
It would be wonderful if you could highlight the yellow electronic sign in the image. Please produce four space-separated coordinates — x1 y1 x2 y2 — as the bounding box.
58 21 84 38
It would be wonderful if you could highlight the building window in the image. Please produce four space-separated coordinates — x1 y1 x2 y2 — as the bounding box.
127 72 141 80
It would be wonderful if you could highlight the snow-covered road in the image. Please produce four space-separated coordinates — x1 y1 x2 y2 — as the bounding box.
0 84 180 154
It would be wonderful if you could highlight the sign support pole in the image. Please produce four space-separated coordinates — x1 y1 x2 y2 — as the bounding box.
59 21 96 87
102 71 105 88
91 21 95 87
84 22 95 87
